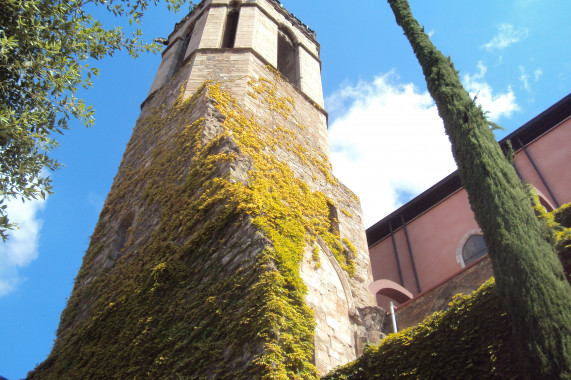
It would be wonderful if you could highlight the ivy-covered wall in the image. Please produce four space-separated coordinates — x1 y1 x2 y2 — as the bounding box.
324 201 571 380
28 62 378 379
528 188 571 281
323 278 523 380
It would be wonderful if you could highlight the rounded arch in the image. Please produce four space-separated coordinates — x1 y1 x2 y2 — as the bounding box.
277 24 299 45
456 229 488 268
276 24 300 86
534 187 555 212
368 279 413 304
456 229 485 268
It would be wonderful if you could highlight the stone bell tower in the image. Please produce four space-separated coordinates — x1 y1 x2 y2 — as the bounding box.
29 1 383 378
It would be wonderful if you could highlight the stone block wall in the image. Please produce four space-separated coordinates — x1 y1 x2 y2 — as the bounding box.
198 5 226 48
148 0 324 107
298 46 324 107
247 6 278 66
31 1 385 377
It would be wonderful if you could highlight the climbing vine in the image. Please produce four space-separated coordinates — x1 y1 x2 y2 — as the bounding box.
30 67 356 379
323 279 524 380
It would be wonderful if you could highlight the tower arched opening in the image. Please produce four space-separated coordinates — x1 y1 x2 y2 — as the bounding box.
277 27 299 86
172 25 194 76
222 2 240 48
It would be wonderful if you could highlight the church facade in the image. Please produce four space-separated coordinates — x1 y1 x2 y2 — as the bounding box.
367 93 571 330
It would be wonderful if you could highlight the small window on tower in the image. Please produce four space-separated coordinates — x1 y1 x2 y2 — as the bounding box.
113 211 135 257
173 27 193 75
327 202 340 236
104 210 135 270
222 4 240 48
277 28 299 86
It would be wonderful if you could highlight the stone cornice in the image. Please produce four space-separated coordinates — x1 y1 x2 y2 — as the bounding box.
167 0 321 62
142 47 328 124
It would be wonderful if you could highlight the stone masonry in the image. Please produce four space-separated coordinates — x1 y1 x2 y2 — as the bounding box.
147 3 384 373
28 1 384 378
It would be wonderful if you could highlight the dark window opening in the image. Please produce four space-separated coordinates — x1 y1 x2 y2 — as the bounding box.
328 202 340 236
277 29 298 85
110 211 135 260
103 211 135 270
222 6 240 48
462 234 488 266
173 28 193 75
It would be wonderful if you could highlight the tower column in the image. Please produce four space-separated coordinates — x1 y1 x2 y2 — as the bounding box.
28 1 383 378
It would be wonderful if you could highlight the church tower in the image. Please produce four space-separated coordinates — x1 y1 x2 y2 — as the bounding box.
30 1 383 378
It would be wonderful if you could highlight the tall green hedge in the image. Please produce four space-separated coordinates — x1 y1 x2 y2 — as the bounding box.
387 1 571 378
323 278 523 380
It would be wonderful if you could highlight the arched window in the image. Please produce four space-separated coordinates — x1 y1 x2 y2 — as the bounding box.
221 2 240 48
111 211 135 259
104 211 135 270
462 234 488 266
172 26 194 75
277 28 299 86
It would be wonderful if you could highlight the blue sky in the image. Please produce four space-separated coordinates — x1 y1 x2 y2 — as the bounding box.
1 0 570 378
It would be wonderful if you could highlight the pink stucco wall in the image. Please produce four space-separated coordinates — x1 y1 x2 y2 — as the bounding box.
514 117 571 209
369 116 571 310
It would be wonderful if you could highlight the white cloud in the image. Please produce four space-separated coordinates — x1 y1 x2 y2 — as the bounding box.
519 65 530 92
520 66 543 92
326 72 457 227
482 24 529 51
327 68 520 227
0 197 46 296
462 62 519 120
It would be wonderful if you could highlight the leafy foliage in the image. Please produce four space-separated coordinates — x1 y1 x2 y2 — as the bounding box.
527 187 571 282
0 0 191 240
324 278 524 380
324 201 571 379
387 0 571 378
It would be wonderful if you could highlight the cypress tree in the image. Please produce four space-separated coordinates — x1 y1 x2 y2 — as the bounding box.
387 0 571 378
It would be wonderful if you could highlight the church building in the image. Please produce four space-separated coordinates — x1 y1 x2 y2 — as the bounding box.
367 93 571 330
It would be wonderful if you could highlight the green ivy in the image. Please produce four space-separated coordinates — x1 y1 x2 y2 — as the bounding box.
325 199 571 380
323 278 523 380
29 67 355 379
